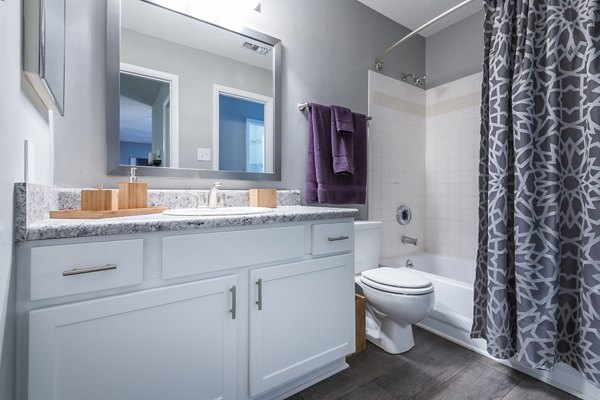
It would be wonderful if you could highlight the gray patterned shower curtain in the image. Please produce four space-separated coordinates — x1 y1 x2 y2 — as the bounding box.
472 0 600 385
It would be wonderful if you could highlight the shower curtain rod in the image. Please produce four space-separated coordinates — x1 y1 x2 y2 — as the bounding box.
298 102 373 120
375 0 476 71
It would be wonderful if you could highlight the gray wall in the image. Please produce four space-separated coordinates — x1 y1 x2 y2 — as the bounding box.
122 28 273 170
0 0 55 398
52 0 425 206
426 10 484 88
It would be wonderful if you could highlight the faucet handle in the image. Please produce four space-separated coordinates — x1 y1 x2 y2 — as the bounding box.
208 182 223 209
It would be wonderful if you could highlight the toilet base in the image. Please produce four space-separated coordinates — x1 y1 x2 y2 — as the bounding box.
365 311 415 354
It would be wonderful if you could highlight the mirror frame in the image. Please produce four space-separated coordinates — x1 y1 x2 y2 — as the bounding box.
106 0 282 181
23 0 66 115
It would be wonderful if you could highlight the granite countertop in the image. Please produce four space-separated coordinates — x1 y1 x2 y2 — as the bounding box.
22 206 359 242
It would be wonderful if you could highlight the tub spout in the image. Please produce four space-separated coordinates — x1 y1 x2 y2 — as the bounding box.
401 235 418 246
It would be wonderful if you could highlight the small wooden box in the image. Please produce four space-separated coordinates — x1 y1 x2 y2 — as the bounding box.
249 189 277 208
118 182 148 210
81 189 119 211
353 294 367 355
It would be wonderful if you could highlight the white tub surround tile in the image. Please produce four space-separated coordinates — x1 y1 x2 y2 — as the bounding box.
368 71 426 258
425 73 482 259
368 71 482 260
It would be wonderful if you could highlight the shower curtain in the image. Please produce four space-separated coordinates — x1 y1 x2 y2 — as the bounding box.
472 0 600 385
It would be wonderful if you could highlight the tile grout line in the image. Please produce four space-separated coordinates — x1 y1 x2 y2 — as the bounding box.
370 379 396 400
402 355 481 399
499 374 535 400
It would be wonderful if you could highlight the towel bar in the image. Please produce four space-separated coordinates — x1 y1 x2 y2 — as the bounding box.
298 102 372 120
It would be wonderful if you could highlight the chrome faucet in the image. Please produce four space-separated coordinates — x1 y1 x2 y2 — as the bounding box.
208 182 222 208
406 259 415 268
401 235 418 246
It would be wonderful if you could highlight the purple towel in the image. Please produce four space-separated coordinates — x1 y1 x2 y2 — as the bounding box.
331 106 354 175
332 105 354 134
306 104 367 204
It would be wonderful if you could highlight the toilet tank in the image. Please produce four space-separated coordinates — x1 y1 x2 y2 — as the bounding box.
354 221 382 274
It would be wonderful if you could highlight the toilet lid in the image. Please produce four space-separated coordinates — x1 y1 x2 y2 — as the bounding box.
361 267 433 295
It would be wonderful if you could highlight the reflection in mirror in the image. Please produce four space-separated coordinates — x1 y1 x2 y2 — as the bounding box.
214 85 273 173
108 0 281 180
119 64 179 168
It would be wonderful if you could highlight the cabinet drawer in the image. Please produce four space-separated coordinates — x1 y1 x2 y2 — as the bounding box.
312 222 354 256
30 240 144 301
162 226 305 279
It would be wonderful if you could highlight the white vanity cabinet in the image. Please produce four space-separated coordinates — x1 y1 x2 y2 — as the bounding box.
28 276 238 400
249 255 355 397
17 219 355 400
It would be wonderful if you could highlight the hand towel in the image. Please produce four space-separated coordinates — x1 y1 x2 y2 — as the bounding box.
332 105 354 134
331 105 354 175
306 104 367 204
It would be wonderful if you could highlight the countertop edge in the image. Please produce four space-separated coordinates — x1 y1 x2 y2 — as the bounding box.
20 207 359 242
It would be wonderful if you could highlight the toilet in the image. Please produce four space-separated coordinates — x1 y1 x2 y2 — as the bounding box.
354 221 435 354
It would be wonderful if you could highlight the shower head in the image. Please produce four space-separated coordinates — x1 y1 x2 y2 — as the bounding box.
400 72 426 88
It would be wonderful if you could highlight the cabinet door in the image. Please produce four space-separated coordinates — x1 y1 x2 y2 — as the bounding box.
249 255 355 396
28 276 238 400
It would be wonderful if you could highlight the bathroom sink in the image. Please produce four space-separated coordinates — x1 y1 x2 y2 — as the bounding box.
163 207 274 217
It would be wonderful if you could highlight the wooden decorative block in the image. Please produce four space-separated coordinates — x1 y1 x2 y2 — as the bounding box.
118 182 148 210
81 189 119 211
249 189 277 208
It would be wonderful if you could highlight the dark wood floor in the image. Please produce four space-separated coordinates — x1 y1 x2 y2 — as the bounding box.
289 327 578 400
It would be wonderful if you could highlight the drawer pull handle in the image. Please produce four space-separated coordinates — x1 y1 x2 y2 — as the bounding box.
328 235 350 242
63 264 117 277
230 286 237 320
256 279 263 310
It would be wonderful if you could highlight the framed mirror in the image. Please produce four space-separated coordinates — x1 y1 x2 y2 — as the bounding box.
23 0 66 115
107 0 282 180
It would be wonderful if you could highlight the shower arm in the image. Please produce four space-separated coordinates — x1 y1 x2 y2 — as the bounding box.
375 0 476 71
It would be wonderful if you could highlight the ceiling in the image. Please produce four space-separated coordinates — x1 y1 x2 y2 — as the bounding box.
357 0 482 37
121 0 273 71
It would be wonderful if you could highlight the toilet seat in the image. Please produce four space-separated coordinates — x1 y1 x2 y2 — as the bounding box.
360 267 433 295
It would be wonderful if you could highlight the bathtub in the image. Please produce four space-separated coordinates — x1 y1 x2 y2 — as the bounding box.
379 253 475 343
379 253 599 400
